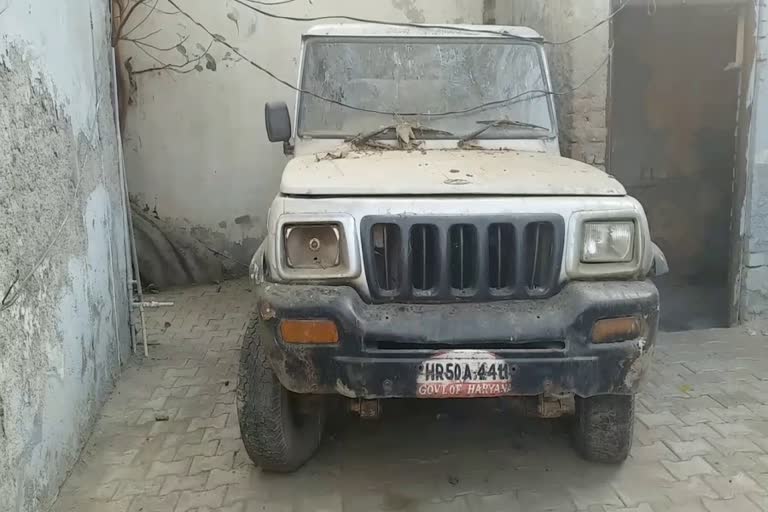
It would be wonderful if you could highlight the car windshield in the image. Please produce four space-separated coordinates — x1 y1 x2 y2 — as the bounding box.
297 38 554 140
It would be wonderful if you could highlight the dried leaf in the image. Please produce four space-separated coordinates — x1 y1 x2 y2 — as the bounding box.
316 147 350 161
194 64 203 72
204 53 217 72
196 42 206 53
175 44 187 56
213 33 226 42
395 122 414 146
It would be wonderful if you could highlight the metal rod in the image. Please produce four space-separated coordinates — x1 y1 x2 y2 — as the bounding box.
111 47 145 356
126 158 146 355
139 304 148 357
109 48 126 365
134 301 175 308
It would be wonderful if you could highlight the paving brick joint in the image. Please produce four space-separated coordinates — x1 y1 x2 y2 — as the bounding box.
52 279 768 512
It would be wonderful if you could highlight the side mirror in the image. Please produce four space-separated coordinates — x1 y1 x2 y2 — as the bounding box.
265 101 292 144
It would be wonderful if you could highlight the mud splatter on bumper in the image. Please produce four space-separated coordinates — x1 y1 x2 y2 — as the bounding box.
253 281 659 399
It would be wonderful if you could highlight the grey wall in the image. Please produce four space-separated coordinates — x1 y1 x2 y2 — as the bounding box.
491 0 610 166
741 1 768 319
0 1 132 510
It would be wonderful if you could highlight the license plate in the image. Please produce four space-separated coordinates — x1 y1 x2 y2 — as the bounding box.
417 350 513 398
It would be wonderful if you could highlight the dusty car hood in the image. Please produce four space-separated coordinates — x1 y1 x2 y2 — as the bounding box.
280 150 625 196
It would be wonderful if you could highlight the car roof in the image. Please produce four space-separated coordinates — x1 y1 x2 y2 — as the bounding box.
302 23 544 40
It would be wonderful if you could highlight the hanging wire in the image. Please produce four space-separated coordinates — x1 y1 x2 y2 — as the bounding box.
167 0 615 118
231 0 628 47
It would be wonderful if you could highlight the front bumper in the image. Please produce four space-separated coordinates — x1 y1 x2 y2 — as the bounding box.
254 281 659 399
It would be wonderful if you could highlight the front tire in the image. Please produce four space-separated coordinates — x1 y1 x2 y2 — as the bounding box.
236 317 325 472
573 394 634 463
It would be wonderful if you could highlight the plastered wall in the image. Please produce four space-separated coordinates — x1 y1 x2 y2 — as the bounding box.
0 1 132 509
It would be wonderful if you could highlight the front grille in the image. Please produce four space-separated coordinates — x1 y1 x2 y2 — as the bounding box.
362 216 565 303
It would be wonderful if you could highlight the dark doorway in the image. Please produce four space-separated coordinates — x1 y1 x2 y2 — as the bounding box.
609 5 741 331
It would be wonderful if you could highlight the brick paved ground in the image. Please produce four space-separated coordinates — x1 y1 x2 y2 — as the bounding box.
52 279 768 512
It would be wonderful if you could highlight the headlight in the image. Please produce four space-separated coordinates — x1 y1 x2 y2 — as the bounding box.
284 224 341 269
582 221 635 263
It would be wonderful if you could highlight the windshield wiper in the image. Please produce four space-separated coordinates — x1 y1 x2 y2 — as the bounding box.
458 119 549 147
348 123 454 147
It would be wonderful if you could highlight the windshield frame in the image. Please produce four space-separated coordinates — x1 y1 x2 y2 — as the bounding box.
294 35 558 141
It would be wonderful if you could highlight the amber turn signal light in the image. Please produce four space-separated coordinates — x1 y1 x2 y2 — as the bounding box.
280 319 339 344
592 316 641 344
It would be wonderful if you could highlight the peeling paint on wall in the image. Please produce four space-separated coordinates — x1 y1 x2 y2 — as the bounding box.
131 204 255 288
0 0 131 509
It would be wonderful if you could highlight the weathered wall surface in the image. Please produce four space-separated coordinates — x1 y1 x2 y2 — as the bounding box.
490 0 610 166
0 1 131 510
121 0 485 287
741 1 768 319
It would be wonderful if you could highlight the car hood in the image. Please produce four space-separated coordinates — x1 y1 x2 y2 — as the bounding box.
280 149 625 196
